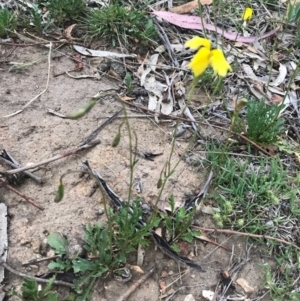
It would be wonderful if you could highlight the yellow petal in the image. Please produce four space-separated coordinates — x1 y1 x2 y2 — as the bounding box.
209 49 232 77
185 36 211 50
188 47 210 77
242 7 253 21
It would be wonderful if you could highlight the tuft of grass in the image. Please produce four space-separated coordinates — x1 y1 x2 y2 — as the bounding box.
82 4 156 45
245 98 285 144
264 251 300 301
287 2 300 47
38 0 87 27
0 8 17 37
205 143 300 233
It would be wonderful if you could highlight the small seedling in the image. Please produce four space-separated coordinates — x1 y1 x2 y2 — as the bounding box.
0 8 17 37
124 73 133 94
10 277 59 301
160 196 201 252
28 4 50 33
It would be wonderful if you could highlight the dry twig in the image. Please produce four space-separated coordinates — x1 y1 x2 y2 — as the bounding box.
194 226 300 251
0 259 74 288
0 178 44 210
3 140 100 175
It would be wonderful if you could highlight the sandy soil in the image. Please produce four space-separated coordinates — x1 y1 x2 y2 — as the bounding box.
0 44 272 300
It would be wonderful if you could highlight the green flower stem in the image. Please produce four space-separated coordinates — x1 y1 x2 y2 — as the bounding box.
149 76 211 224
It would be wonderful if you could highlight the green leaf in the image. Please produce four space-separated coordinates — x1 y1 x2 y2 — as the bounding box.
54 181 64 203
157 178 162 188
39 276 56 297
93 266 109 277
177 207 186 219
112 132 121 147
168 195 175 213
125 73 132 92
47 233 68 255
171 243 180 253
48 258 70 270
181 232 193 243
72 258 97 273
22 278 38 301
45 292 59 301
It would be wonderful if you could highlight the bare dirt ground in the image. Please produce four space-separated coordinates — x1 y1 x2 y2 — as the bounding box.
0 45 273 300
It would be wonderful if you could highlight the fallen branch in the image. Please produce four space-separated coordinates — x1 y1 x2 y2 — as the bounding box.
193 226 300 251
0 259 73 288
0 178 44 210
116 266 155 301
4 140 100 175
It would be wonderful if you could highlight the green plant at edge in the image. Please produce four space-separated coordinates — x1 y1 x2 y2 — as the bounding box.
287 2 300 24
0 8 17 37
263 257 300 301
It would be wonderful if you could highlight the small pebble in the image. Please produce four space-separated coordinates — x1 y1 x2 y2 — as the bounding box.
96 209 104 215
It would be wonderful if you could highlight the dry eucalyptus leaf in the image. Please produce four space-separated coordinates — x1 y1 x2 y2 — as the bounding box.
242 64 258 80
268 86 285 95
282 91 300 118
63 24 76 41
270 64 287 87
118 95 135 101
170 0 198 14
272 94 283 104
73 45 136 58
159 281 167 294
155 45 166 53
148 93 158 111
236 278 255 294
127 264 144 274
140 54 159 86
137 244 145 266
202 290 214 301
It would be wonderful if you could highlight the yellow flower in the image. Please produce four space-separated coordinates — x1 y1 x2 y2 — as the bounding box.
185 37 231 77
184 36 211 50
209 49 232 77
242 7 253 21
188 47 211 77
